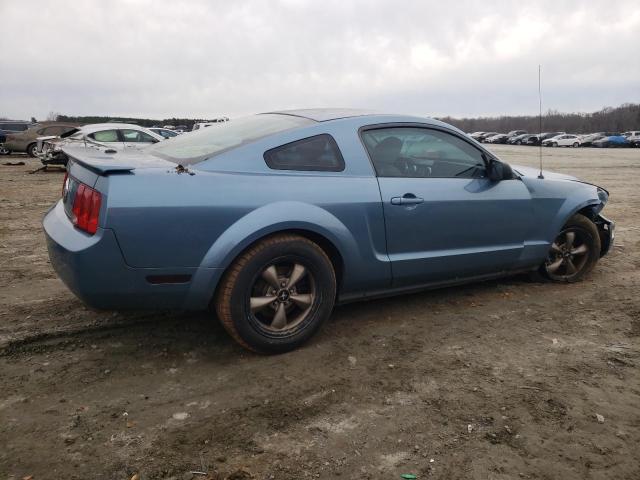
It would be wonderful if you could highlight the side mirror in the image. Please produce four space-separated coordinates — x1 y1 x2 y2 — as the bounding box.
487 159 514 181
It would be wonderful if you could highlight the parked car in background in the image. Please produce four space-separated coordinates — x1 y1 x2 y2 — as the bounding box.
149 127 180 139
485 133 510 144
0 120 34 154
4 122 80 157
506 130 527 138
478 132 499 142
625 132 640 146
43 109 614 353
623 131 640 138
508 133 529 145
592 135 629 148
580 133 606 147
542 134 582 147
522 134 541 146
39 123 164 166
174 125 189 133
539 132 565 142
468 132 486 141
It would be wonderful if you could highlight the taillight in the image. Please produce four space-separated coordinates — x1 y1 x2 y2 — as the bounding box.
71 183 102 235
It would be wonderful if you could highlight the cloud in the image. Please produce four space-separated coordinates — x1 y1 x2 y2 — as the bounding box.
0 0 638 120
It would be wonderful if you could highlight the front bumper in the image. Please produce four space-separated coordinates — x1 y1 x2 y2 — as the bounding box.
594 214 614 257
43 201 219 310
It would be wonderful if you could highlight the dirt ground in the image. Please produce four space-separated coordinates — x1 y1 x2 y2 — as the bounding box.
1 145 639 480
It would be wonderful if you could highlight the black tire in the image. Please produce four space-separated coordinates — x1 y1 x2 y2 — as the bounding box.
26 143 38 157
573 142 579 147
535 214 601 283
552 142 558 147
0 146 10 155
215 234 336 353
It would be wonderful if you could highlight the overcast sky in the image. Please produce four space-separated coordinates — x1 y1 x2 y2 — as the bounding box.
1 0 639 121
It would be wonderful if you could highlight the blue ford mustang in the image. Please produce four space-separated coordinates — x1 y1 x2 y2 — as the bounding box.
43 109 614 353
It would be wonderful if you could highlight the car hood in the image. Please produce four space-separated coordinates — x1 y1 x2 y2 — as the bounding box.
511 164 579 181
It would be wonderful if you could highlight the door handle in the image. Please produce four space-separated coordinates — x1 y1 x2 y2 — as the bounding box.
390 194 424 206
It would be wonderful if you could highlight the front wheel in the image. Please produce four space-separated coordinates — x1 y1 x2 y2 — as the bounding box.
573 142 579 147
537 214 601 283
26 143 38 157
215 234 336 353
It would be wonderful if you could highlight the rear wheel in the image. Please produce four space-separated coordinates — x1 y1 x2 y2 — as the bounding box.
215 234 336 353
537 214 601 283
573 142 579 147
0 146 10 155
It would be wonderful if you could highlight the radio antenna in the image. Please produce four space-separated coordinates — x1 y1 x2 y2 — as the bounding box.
537 64 544 179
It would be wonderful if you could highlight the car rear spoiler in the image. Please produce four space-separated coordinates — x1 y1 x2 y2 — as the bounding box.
63 145 173 175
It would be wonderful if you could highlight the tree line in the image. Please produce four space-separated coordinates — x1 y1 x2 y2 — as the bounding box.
437 103 640 134
37 102 640 134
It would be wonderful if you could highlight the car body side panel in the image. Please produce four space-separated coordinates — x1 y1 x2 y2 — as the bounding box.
103 169 390 299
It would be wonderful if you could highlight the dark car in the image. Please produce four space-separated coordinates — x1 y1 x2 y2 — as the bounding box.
485 133 510 144
0 120 34 154
508 133 529 145
506 130 527 138
522 134 541 146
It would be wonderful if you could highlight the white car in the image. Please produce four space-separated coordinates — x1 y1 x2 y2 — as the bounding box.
39 123 164 166
542 134 582 147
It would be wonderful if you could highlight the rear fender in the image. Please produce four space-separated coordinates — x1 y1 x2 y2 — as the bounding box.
198 201 358 270
187 202 362 306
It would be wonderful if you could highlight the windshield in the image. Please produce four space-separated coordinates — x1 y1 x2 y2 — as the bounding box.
149 114 314 164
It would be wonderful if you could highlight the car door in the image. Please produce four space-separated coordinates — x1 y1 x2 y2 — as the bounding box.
121 129 160 151
361 125 534 287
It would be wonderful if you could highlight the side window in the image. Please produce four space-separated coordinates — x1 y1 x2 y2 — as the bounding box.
121 129 158 143
90 130 119 142
264 134 345 172
362 127 487 179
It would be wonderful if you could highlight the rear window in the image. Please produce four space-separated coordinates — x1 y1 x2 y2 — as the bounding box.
149 114 314 165
264 134 345 172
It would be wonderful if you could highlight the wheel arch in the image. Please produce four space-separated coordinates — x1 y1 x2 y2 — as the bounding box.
187 201 359 310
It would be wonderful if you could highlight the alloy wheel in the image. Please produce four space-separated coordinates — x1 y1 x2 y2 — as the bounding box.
545 229 591 281
248 261 316 333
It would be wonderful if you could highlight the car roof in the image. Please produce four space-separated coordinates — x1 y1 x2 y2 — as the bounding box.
264 108 379 122
79 123 148 133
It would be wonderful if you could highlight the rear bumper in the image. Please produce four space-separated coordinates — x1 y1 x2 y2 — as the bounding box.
43 201 221 310
595 214 614 257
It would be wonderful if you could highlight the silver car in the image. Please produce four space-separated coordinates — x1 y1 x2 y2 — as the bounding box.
39 123 164 165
